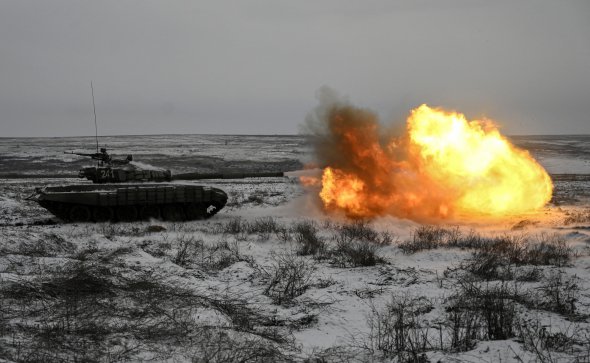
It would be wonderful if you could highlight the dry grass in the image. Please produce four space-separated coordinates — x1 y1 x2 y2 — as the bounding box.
463 234 574 281
292 220 326 257
258 252 317 305
445 280 520 351
0 227 300 362
359 294 433 361
0 260 296 362
329 222 387 267
563 208 590 225
399 226 486 253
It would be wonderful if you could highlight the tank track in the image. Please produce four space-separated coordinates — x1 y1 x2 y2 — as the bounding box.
39 200 224 223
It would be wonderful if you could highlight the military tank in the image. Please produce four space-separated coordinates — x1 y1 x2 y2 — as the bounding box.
29 148 283 223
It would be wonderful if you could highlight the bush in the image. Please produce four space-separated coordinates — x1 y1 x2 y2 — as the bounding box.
202 240 253 270
330 222 387 267
563 208 590 225
337 221 393 245
219 217 284 241
361 294 433 361
260 253 316 305
16 232 76 257
292 220 326 257
193 329 291 363
526 234 573 267
331 238 384 267
171 235 251 271
247 217 282 240
445 280 519 351
516 317 582 362
536 270 579 315
221 217 248 238
140 240 171 258
462 234 574 281
463 249 515 281
0 260 296 362
399 226 485 253
173 235 204 267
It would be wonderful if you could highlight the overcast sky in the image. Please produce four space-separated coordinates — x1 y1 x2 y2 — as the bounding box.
1 0 589 137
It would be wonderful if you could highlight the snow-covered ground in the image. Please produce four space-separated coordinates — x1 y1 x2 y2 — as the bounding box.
0 134 589 362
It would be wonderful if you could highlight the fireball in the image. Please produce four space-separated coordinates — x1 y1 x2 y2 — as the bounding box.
305 103 553 220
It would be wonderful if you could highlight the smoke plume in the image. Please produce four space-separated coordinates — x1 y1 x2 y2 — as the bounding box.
302 87 553 221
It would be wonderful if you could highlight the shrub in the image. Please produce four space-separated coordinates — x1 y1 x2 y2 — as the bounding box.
173 235 204 267
339 221 379 242
563 208 590 225
513 266 544 282
463 249 515 281
201 240 253 270
462 234 573 281
0 250 297 362
292 220 326 257
516 317 581 362
221 217 247 235
194 329 291 363
444 229 488 249
171 235 250 271
260 253 316 305
536 270 579 315
526 234 572 267
400 226 482 253
337 221 393 245
330 222 386 267
331 238 384 267
361 294 432 361
445 280 519 351
140 240 171 258
247 217 282 240
17 232 76 257
219 217 284 241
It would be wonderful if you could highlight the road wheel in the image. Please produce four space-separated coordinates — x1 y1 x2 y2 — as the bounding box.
69 205 91 222
93 206 114 222
185 203 205 220
162 205 185 221
139 205 160 220
116 206 138 222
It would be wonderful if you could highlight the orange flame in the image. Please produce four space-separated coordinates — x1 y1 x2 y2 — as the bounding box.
305 103 553 220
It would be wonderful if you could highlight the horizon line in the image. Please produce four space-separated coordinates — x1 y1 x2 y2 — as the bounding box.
1 132 589 139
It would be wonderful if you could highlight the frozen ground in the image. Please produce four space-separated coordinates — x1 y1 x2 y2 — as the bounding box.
1 135 590 362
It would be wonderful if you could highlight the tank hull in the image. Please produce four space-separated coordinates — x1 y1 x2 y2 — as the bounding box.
33 183 227 223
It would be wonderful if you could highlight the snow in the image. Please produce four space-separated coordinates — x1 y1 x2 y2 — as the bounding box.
537 156 590 174
0 134 589 361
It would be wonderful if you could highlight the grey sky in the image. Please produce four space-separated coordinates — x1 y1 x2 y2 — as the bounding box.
1 0 589 137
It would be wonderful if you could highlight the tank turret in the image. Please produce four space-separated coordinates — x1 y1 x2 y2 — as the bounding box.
67 148 172 183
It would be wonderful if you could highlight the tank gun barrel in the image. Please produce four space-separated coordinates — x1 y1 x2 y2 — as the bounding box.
64 150 111 163
64 151 97 157
172 171 284 181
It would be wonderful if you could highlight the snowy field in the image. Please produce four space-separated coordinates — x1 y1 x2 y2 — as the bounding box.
1 134 590 362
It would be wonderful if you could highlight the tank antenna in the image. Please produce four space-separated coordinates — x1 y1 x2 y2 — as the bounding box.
91 81 98 153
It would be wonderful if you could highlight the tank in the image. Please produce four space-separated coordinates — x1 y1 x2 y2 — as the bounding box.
27 148 284 223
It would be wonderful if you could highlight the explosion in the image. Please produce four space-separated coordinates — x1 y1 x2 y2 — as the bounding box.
303 91 553 221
